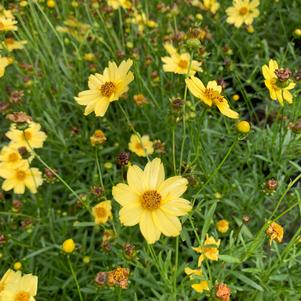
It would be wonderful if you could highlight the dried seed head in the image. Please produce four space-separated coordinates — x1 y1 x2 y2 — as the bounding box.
216 283 231 301
265 179 278 192
95 272 108 286
275 68 292 81
117 151 130 166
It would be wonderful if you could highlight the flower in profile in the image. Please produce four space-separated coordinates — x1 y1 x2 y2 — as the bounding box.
6 122 47 150
202 0 220 14
107 0 132 9
262 59 296 105
0 55 11 77
1 272 38 301
75 59 134 117
185 77 239 119
0 145 23 169
1 38 27 51
0 269 21 295
266 222 284 245
161 43 202 76
184 267 202 280
226 0 260 28
90 129 107 146
128 134 154 157
0 16 17 31
112 158 192 244
92 201 112 225
191 280 210 293
216 219 229 233
0 161 43 194
193 235 220 265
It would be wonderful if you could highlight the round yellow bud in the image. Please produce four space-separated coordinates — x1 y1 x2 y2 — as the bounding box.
83 256 91 264
14 262 22 270
236 121 251 133
62 239 75 253
71 1 79 8
196 14 203 21
104 162 113 169
216 219 229 233
232 94 240 101
47 0 56 8
20 1 28 7
294 28 301 37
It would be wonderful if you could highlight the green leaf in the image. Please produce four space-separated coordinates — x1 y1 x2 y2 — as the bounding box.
219 254 240 264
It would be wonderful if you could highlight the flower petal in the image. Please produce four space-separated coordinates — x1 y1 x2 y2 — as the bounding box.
127 165 144 194
152 209 181 237
139 210 161 244
143 158 165 190
119 204 143 226
112 183 140 206
158 176 188 202
161 198 192 216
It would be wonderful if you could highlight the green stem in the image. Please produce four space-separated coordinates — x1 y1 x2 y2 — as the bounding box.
67 256 84 301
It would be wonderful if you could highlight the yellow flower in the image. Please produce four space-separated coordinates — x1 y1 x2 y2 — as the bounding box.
185 77 239 119
236 120 251 133
202 0 220 14
1 38 27 52
128 134 154 157
6 122 47 150
184 267 202 280
0 161 43 194
0 269 21 294
226 0 260 28
112 158 192 244
83 53 96 62
0 17 17 31
107 0 132 9
90 130 107 146
161 43 202 76
62 239 76 253
216 219 229 233
75 59 134 117
0 145 23 169
92 201 112 225
13 262 22 271
131 9 157 33
0 55 11 77
47 0 56 8
266 222 284 245
1 273 38 301
193 235 220 265
191 280 210 293
262 59 295 105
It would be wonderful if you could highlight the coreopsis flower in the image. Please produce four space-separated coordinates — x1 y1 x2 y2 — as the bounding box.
0 161 43 194
0 269 21 295
161 43 202 76
1 38 27 51
184 267 202 280
226 0 260 28
107 267 130 289
90 129 107 146
75 59 134 117
6 122 47 150
128 134 154 157
107 0 131 9
202 0 220 14
262 59 296 105
92 201 112 225
191 280 210 293
216 283 231 301
133 94 148 106
0 145 23 169
186 77 239 119
0 17 17 31
0 56 11 77
112 158 192 244
62 238 76 253
6 112 31 123
216 219 229 233
131 9 157 33
1 273 38 301
193 235 220 265
266 222 284 245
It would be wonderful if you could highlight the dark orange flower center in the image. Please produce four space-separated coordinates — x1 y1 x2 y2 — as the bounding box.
100 81 116 97
204 88 224 104
239 7 248 15
15 291 30 301
95 207 107 218
23 130 32 140
178 59 188 69
16 170 26 181
141 190 161 210
135 143 143 150
8 152 19 162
